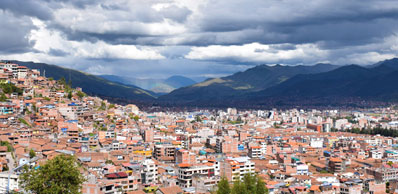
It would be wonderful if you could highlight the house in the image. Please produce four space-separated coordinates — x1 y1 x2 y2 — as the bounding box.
156 186 184 194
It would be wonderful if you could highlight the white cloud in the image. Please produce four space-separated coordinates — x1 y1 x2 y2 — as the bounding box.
185 42 328 64
28 18 165 60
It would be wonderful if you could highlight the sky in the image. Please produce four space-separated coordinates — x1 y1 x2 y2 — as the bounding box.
0 0 398 80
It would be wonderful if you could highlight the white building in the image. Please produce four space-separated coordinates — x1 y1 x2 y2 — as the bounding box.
142 159 158 185
310 137 323 148
0 172 19 193
296 163 309 175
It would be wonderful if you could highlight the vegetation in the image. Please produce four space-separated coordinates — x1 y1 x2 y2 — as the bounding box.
0 93 7 101
76 91 85 99
67 91 72 99
129 114 139 121
0 141 13 152
20 154 85 194
216 177 231 194
18 118 31 127
29 149 36 159
215 174 268 194
228 120 243 125
108 104 115 109
195 115 202 122
347 127 398 137
98 101 106 111
15 61 155 101
0 83 23 95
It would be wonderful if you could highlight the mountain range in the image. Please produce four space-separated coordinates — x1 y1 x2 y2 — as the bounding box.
7 61 156 102
158 63 339 102
159 58 398 107
5 58 398 108
99 75 197 94
246 58 398 107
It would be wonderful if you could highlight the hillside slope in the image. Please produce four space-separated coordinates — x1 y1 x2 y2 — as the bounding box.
159 63 338 102
10 61 156 101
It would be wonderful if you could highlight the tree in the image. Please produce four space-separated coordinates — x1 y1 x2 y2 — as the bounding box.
76 91 85 99
20 154 85 194
243 174 256 193
255 176 268 194
108 104 115 109
29 149 36 159
216 177 231 194
67 91 72 99
0 93 7 101
232 180 247 194
216 174 268 194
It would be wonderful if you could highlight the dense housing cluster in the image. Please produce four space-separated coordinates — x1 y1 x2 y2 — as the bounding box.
0 62 397 194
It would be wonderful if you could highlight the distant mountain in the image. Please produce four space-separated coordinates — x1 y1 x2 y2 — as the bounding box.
248 58 398 106
159 63 338 102
99 75 196 94
9 61 156 101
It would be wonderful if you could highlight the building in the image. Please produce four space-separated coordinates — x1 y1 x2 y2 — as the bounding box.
175 149 196 165
366 166 398 182
177 163 215 188
328 157 345 173
154 144 176 161
0 172 19 193
248 146 261 158
141 159 158 185
220 157 255 182
144 129 154 142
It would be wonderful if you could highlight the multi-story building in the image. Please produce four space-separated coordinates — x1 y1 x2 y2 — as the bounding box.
220 157 255 182
329 157 345 173
177 163 215 188
0 172 18 193
175 149 196 165
340 183 362 194
248 146 261 158
154 144 176 161
367 166 398 182
141 159 158 185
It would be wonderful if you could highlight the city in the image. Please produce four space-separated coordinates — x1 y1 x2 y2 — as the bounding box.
1 0 398 194
0 62 396 193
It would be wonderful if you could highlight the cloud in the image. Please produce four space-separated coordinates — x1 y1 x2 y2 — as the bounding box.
0 0 53 20
1 0 398 79
29 19 165 60
185 43 328 64
0 11 36 54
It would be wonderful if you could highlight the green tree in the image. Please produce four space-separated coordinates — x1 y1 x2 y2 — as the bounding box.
0 93 7 101
243 174 256 193
216 174 268 194
29 149 36 159
76 91 85 99
0 141 13 152
216 177 231 194
18 118 31 127
255 176 267 194
232 180 247 194
19 154 85 194
67 91 72 99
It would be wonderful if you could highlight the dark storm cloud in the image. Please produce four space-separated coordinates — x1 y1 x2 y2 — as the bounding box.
48 48 69 57
0 11 36 54
25 0 396 49
193 0 398 47
0 0 397 78
0 0 53 20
